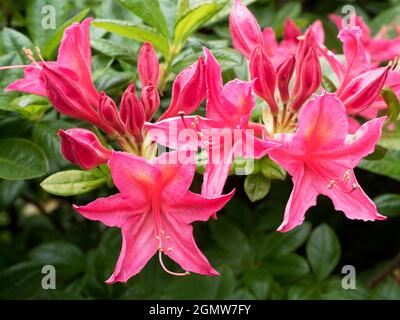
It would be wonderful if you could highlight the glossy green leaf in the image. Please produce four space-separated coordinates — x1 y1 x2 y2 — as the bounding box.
260 157 287 180
306 224 341 281
244 174 271 202
174 1 221 44
0 138 49 180
117 0 169 37
358 150 400 181
259 222 311 258
40 169 108 196
30 241 86 277
93 19 169 57
374 193 400 217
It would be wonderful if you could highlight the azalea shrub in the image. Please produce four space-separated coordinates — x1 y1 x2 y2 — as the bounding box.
0 0 400 300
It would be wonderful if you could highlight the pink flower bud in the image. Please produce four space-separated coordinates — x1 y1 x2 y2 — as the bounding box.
42 64 112 133
338 67 389 114
229 0 263 59
138 42 159 86
99 92 126 135
140 85 160 121
292 29 318 96
58 128 112 170
276 55 296 104
120 82 145 142
290 47 322 111
283 18 302 41
249 45 279 114
159 57 206 121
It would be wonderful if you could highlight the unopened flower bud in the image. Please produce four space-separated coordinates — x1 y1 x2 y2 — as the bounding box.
138 42 159 86
229 0 263 59
159 57 206 121
120 82 145 142
276 55 296 104
338 67 389 114
140 85 160 121
290 47 322 111
58 128 112 170
99 92 126 135
250 45 279 114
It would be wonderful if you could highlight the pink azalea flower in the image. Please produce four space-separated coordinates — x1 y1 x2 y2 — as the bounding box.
268 92 387 232
146 48 278 200
74 150 234 283
329 13 400 64
5 18 99 107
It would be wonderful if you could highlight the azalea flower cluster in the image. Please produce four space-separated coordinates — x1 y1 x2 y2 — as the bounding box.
1 0 399 283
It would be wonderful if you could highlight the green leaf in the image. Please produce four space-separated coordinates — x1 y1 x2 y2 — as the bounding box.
0 138 49 180
243 268 275 299
306 224 341 281
1 28 33 57
32 120 74 167
259 222 311 259
93 19 169 57
268 253 310 284
173 48 243 73
370 6 400 34
244 174 271 202
210 218 251 258
374 194 400 217
91 38 135 61
322 74 337 93
0 261 43 299
379 127 400 151
42 8 90 59
370 278 400 300
10 94 51 120
40 169 108 196
260 157 287 180
0 180 26 209
358 150 400 181
117 0 169 37
174 1 221 45
30 241 86 279
381 87 400 122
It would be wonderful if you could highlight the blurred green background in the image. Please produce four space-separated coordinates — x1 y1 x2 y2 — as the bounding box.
0 0 399 299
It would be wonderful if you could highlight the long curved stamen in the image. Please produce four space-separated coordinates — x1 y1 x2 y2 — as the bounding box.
158 247 190 277
179 113 216 149
153 199 190 277
0 64 40 71
308 161 358 193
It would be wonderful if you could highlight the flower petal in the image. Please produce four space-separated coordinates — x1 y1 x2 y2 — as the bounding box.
108 152 160 202
73 194 144 227
153 150 196 204
161 213 219 276
167 189 235 224
106 213 157 283
296 92 348 153
278 166 318 232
